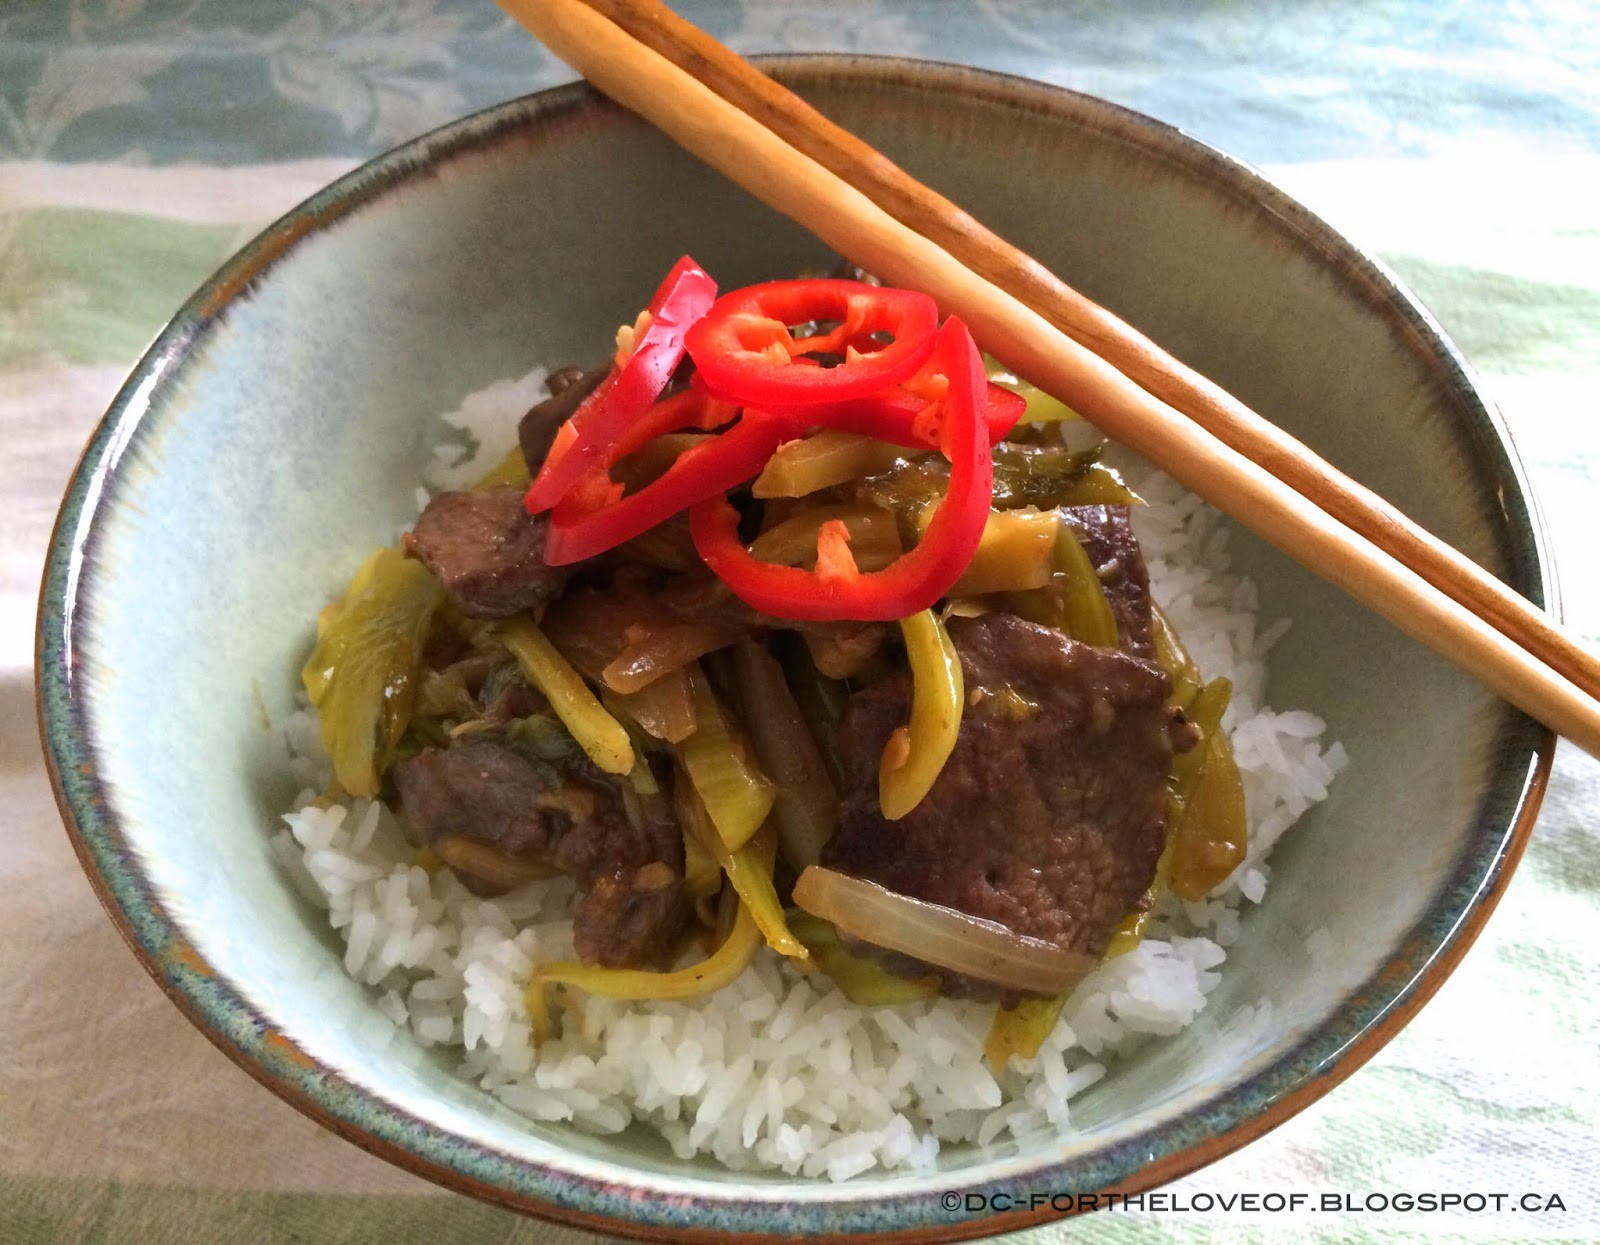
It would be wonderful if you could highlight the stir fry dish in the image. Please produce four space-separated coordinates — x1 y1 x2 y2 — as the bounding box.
301 257 1249 1065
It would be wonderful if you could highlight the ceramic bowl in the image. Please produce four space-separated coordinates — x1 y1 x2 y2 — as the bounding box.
38 57 1553 1241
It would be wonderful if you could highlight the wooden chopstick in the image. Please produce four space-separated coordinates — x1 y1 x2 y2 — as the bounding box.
498 0 1600 759
581 0 1600 708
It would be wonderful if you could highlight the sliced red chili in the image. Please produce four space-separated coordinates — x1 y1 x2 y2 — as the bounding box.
689 317 994 621
604 386 738 460
767 379 1024 451
684 279 938 407
524 255 717 514
544 406 802 567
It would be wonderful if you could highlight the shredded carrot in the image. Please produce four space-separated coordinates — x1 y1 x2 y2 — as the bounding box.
814 519 860 584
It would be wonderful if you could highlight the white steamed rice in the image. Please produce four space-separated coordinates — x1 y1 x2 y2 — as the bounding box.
272 368 1347 1180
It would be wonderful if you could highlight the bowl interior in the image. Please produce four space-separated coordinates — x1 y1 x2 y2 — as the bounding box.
42 58 1549 1235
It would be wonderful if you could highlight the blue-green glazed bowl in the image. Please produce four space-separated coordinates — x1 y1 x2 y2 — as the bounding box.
37 58 1553 1241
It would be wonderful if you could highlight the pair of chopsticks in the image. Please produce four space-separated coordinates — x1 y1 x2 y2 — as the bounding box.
500 0 1600 759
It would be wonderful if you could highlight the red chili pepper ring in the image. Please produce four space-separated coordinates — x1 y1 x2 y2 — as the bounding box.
685 279 939 407
525 254 717 514
689 316 994 622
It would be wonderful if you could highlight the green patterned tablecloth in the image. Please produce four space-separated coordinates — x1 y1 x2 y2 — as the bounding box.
4 3 1597 1242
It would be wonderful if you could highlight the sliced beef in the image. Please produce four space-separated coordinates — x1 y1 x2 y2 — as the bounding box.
541 574 758 685
393 735 687 969
573 864 687 968
519 364 607 473
1063 504 1155 658
405 486 566 620
394 735 570 863
540 560 893 684
545 777 681 888
546 364 594 397
560 784 689 969
821 613 1197 996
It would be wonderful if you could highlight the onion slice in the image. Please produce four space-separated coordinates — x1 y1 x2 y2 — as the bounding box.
791 865 1097 995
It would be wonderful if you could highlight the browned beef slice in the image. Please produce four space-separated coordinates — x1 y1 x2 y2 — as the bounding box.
550 780 690 969
1064 504 1155 658
519 364 607 472
405 486 566 619
394 735 571 861
393 736 689 968
573 866 689 970
821 613 1193 969
546 781 682 886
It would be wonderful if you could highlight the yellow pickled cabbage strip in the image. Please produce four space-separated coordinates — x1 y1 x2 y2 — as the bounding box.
878 609 963 820
751 503 902 571
1170 734 1248 900
788 911 936 1005
1097 612 1217 949
676 780 807 961
949 508 1061 596
999 520 1121 646
1102 637 1245 954
983 993 1067 1069
752 430 905 498
528 900 761 1002
496 617 635 775
722 829 809 961
680 819 722 905
1050 462 1141 508
676 668 774 852
1055 523 1121 647
301 547 442 797
985 356 1079 424
1102 911 1147 959
1167 680 1248 900
1169 678 1230 807
1151 603 1204 712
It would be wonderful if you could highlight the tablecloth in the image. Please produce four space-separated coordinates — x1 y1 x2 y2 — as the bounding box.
3 2 1597 1241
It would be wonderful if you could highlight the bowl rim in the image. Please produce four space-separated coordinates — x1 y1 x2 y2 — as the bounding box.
35 54 1555 1242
